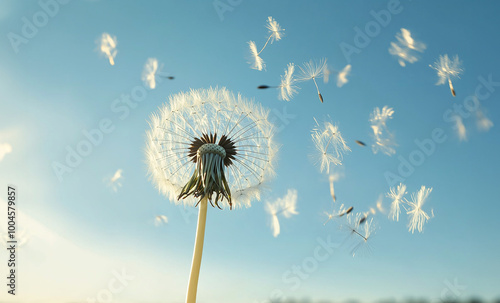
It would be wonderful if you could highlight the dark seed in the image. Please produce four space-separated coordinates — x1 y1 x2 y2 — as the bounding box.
258 85 270 89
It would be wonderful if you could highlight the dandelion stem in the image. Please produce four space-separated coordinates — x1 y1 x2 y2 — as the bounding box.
258 35 272 55
186 196 208 303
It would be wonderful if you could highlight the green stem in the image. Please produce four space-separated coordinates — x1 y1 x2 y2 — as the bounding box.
186 197 208 303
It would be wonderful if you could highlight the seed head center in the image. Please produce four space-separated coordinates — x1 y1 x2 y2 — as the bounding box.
197 143 226 158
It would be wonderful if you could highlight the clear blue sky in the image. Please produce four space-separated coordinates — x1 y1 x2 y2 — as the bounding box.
1 1 500 302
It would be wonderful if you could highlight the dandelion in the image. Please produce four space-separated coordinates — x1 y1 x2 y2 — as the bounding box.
430 54 463 97
264 189 298 237
329 173 341 203
370 106 396 156
311 118 351 174
452 114 467 141
297 58 327 103
98 33 117 66
337 64 351 87
248 41 265 71
387 183 407 221
257 63 299 101
145 87 278 303
389 28 426 67
406 186 433 233
154 215 168 226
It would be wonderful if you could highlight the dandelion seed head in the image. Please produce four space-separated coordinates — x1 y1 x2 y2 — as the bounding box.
279 63 299 101
145 87 278 209
311 118 351 173
407 186 433 233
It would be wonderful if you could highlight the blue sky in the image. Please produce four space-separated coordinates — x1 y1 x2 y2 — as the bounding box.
1 1 500 302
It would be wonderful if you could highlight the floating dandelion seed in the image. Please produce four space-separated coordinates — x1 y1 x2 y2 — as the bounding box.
265 189 298 237
329 173 341 203
154 215 168 226
311 118 351 174
248 41 265 71
98 33 117 66
355 140 366 147
430 54 463 97
341 214 375 257
452 114 467 141
297 58 327 103
257 63 299 101
476 108 493 132
337 64 351 87
279 63 299 101
324 204 353 225
389 28 426 67
247 17 284 71
387 183 407 221
370 106 396 156
145 87 278 303
142 58 159 89
406 186 433 233
141 58 173 89
105 169 123 192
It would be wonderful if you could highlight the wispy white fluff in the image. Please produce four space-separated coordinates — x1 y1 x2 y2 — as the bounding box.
105 169 123 192
98 33 117 66
311 118 351 173
370 106 396 156
279 63 298 101
453 114 467 141
265 189 298 237
389 28 426 67
248 41 265 71
337 64 351 87
476 108 493 132
142 58 161 89
406 186 433 233
145 87 278 208
430 54 463 96
154 215 168 226
265 16 284 43
387 183 407 221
